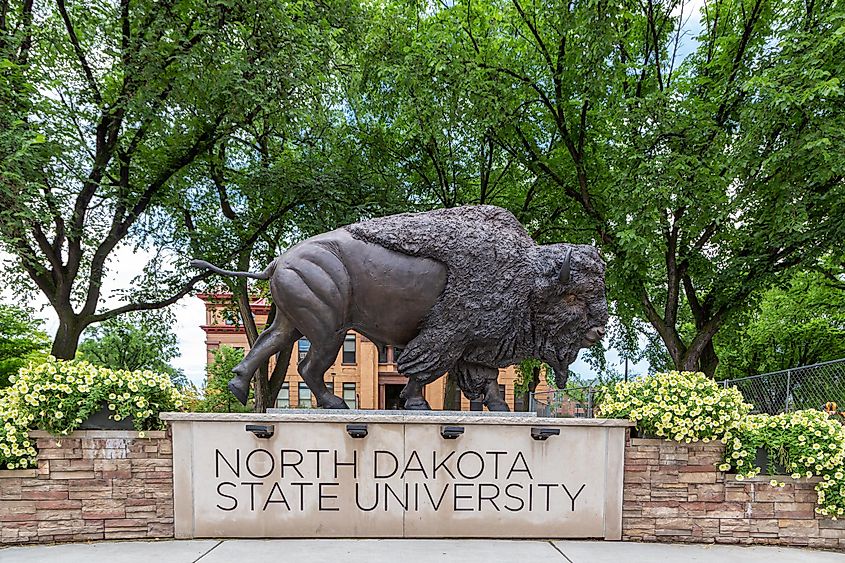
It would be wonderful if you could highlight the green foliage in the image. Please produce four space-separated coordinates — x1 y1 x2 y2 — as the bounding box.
0 305 49 388
602 371 845 519
3 0 844 378
0 390 37 469
12 357 183 433
0 0 373 359
716 270 845 379
348 0 845 377
194 346 252 413
77 312 186 387
514 358 545 395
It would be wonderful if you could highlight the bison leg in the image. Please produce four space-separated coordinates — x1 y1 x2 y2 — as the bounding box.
453 362 509 412
299 335 348 409
399 378 431 410
483 378 509 412
229 314 299 406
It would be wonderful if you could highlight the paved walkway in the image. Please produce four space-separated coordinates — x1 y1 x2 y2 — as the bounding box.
2 539 844 563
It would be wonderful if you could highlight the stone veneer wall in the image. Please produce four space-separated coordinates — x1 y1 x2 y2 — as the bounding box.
0 430 173 545
3 430 844 548
624 437 845 549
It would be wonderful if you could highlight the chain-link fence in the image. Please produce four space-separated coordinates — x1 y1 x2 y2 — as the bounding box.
530 386 600 418
529 358 845 417
722 358 845 414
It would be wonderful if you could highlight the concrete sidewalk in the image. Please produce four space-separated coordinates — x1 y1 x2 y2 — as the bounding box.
2 539 844 563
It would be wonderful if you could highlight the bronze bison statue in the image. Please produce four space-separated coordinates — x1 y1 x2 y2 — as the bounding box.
192 205 608 411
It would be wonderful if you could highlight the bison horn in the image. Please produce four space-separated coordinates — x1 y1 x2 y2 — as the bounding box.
559 247 573 284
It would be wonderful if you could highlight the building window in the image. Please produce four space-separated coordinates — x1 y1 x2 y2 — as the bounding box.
499 384 506 400
297 338 311 362
326 380 334 395
343 383 357 409
298 382 313 408
342 333 356 364
276 383 290 409
377 344 388 364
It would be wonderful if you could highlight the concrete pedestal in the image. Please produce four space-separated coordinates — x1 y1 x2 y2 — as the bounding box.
161 412 631 539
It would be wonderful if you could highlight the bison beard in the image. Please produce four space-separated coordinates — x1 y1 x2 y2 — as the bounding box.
345 206 606 399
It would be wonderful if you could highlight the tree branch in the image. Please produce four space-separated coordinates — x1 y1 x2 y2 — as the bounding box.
55 0 103 106
81 114 227 317
87 271 214 324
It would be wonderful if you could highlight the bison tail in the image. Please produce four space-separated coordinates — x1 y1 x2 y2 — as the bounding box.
190 259 275 280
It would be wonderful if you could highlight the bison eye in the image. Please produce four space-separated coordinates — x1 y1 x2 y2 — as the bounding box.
564 294 577 305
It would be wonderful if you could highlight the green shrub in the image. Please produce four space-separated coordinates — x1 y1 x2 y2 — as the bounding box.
0 391 36 469
194 346 253 413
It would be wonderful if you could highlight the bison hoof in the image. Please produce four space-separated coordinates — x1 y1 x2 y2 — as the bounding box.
319 394 349 409
227 378 250 406
485 399 510 412
404 397 431 410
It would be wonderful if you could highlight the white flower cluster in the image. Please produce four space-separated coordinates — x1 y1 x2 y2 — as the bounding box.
599 370 751 442
722 409 845 519
0 392 37 469
0 357 185 470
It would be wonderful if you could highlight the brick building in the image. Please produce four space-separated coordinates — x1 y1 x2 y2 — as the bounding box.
199 294 539 410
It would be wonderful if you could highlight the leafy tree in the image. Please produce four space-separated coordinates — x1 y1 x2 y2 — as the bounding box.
195 345 252 413
348 2 529 212
0 305 50 387
0 0 360 359
354 0 845 376
813 251 845 293
77 311 186 386
716 271 845 379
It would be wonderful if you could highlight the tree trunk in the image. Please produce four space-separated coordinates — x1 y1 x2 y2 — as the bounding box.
51 315 84 359
253 365 271 412
232 271 273 413
443 373 461 410
515 365 541 412
267 354 289 406
681 335 720 377
698 340 720 378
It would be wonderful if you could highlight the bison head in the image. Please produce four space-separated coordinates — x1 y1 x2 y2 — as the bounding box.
530 244 609 388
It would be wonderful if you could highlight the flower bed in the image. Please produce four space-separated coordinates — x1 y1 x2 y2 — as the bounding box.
601 370 845 521
0 357 184 470
722 409 845 519
599 370 751 442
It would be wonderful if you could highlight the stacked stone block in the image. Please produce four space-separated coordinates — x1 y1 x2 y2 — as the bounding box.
624 437 845 549
3 428 844 548
0 430 173 544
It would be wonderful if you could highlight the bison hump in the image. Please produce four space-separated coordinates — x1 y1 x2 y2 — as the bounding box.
344 205 535 264
344 205 538 377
